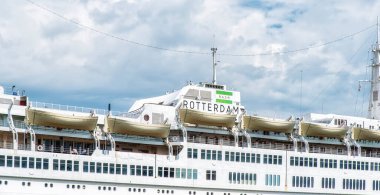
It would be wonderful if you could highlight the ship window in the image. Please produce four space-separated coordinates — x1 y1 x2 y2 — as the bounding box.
110 163 115 174
235 152 240 162
225 152 230 161
67 160 72 171
187 169 192 179
14 156 20 168
187 148 192 158
164 167 169 178
122 164 128 175
212 150 216 160
144 114 149 121
201 150 206 159
36 158 42 169
263 155 267 164
29 157 35 169
193 149 198 159
103 163 109 174
131 165 136 176
181 168 186 179
116 164 121 174
158 167 163 177
175 168 180 178
43 159 49 170
59 160 65 171
74 161 79 172
279 156 283 165
149 166 154 176
169 167 174 178
193 169 198 180
217 151 222 161
206 150 211 160
0 155 4 166
256 154 261 163
53 160 58 172
374 91 378 101
90 162 95 173
96 162 102 173
290 157 294 166
241 153 246 163
230 152 235 162
251 153 256 163
200 90 211 101
246 153 250 163
6 156 12 167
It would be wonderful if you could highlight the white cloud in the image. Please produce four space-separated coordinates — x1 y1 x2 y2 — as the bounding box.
0 0 378 117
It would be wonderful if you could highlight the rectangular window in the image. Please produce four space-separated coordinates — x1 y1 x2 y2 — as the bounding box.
193 169 198 180
67 160 72 171
36 158 42 169
187 148 192 158
103 163 109 174
53 159 58 170
295 157 299 166
14 156 20 168
241 153 246 163
148 166 154 177
236 152 240 162
59 159 65 171
74 161 79 172
212 150 216 160
225 151 230 161
269 155 273 164
278 156 282 165
264 154 268 164
231 152 235 162
83 161 88 172
109 163 115 174
212 170 216 180
206 170 211 180
0 155 4 166
217 151 222 161
116 164 121 174
43 158 49 170
130 165 136 176
187 169 192 179
246 153 251 163
290 156 294 166
251 153 255 163
122 164 128 175
29 157 35 169
96 162 102 173
164 167 169 178
158 167 163 177
22 157 28 168
257 154 261 163
176 168 181 178
206 150 211 160
90 162 95 173
201 149 206 159
193 149 198 159
6 156 12 167
136 165 142 176
169 167 174 178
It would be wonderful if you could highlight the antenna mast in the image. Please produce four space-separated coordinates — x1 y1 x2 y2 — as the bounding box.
368 17 380 119
211 47 217 84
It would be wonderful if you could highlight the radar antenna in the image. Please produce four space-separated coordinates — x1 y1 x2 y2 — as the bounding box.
211 47 217 84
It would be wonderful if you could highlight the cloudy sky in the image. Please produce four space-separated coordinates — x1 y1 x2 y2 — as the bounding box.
0 0 379 118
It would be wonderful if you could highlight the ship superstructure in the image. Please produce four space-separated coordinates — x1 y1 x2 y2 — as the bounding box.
2 25 380 195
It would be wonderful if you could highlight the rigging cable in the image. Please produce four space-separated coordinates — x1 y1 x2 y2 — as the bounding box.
25 0 376 57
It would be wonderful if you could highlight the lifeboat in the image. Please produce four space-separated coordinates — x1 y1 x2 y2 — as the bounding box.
107 116 170 138
243 115 295 133
352 127 380 141
26 107 98 131
300 121 348 138
179 108 236 128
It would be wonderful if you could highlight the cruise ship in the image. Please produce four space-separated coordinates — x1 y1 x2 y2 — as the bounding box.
1 28 380 195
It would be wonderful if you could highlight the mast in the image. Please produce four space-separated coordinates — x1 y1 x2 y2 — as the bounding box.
368 17 380 119
211 48 217 84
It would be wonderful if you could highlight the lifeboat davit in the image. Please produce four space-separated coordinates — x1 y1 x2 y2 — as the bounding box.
243 115 295 133
107 116 170 138
352 127 380 141
179 108 236 128
300 121 348 138
26 107 98 131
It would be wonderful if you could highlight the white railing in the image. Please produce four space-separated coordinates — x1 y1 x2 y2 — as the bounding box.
30 101 108 115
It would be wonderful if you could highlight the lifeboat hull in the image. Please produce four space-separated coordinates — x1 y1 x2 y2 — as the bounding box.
179 109 236 128
243 116 295 133
352 127 380 141
300 121 348 138
107 116 170 138
26 108 98 131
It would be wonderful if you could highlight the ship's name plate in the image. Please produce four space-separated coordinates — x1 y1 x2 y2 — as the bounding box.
182 99 239 114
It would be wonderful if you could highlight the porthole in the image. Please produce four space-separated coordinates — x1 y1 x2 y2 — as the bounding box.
130 188 132 192
157 189 160 193
113 187 116 191
138 188 141 192
27 182 31 187
67 184 70 189
98 186 101 190
133 188 136 192
162 189 165 193
108 186 111 191
77 185 80 189
144 114 150 121
103 186 106 191
72 185 75 189
171 190 174 194
82 185 85 189
143 189 146 192
50 183 53 188
193 192 196 195
189 191 191 195
22 182 25 186
0 180 2 185
166 190 169 194
45 183 48 187
4 181 7 185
